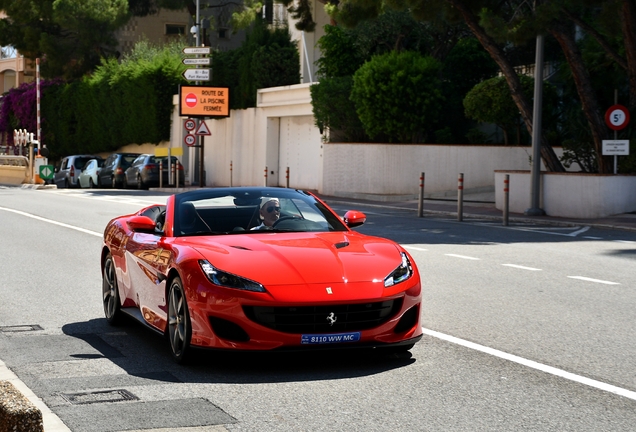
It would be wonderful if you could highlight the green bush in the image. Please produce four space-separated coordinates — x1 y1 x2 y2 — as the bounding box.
41 40 186 159
463 74 560 145
310 76 369 142
350 50 444 143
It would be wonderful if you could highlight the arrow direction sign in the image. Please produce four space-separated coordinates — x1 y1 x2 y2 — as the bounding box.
183 47 211 55
183 58 210 66
182 68 210 81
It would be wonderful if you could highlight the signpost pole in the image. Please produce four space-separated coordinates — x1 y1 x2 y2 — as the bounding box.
614 89 618 174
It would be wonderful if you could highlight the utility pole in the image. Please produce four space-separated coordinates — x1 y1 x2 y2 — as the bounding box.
525 32 546 216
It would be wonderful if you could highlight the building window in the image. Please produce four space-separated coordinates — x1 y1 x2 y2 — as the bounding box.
166 24 186 36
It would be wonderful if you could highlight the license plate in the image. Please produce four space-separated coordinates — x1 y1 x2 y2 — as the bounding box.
301 332 361 345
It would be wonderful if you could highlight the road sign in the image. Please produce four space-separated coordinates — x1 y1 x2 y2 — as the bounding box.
183 58 210 66
179 85 230 118
605 105 630 131
182 68 210 81
183 47 211 55
602 139 630 155
195 120 211 136
184 118 196 131
155 148 183 157
184 134 197 147
39 165 54 180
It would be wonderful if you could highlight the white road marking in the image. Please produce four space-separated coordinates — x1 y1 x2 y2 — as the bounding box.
613 240 636 244
567 276 620 285
0 206 102 237
445 254 480 260
583 236 603 240
569 226 591 236
404 246 428 252
422 327 636 401
501 264 542 271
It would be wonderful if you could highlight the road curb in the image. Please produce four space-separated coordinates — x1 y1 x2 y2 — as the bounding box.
0 380 43 432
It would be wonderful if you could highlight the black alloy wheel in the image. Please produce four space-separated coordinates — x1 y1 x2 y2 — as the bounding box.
167 277 192 363
102 253 122 325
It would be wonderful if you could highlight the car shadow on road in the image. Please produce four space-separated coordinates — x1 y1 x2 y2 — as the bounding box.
61 318 416 385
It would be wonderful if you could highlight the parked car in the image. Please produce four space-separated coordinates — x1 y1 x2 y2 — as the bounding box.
77 158 104 188
98 153 140 188
101 187 422 362
124 154 185 189
54 155 103 188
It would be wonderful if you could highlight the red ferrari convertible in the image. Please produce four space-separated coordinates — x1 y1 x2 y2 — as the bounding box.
101 187 422 362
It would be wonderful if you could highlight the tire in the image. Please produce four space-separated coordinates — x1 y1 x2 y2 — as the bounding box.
89 178 95 189
137 174 146 190
167 277 192 364
64 179 69 189
102 253 122 325
112 176 117 189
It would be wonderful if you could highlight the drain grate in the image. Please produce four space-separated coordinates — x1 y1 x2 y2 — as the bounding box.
60 389 139 405
0 324 43 333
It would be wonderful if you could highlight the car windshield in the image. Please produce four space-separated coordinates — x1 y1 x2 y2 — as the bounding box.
121 155 137 168
173 188 348 236
75 157 93 169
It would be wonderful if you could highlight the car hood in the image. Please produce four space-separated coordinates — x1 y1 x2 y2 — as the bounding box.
179 232 403 286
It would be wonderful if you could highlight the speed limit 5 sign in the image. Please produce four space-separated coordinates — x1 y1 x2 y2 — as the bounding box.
605 104 630 131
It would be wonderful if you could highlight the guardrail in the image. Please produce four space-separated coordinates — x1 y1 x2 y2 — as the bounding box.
0 155 29 185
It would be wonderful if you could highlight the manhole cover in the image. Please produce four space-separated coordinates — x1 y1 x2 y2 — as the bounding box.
60 389 139 405
0 324 43 332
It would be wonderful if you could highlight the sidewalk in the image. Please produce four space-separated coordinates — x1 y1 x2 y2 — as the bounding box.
319 191 636 233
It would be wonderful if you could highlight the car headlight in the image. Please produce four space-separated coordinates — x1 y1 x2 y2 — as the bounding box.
199 260 265 292
384 252 413 287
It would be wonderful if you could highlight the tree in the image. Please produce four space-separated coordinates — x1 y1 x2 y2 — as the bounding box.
0 0 130 79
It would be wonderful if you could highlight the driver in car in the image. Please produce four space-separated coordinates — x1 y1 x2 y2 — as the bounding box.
252 197 280 230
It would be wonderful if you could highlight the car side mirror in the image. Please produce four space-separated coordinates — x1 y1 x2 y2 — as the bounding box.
127 215 157 233
343 210 366 228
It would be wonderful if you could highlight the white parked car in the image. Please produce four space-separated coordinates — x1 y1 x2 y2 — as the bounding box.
78 158 104 189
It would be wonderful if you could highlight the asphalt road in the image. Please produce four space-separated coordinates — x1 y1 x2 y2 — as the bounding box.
1 186 636 432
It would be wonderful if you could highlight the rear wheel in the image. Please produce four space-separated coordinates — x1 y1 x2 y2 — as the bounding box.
167 277 191 363
102 253 122 325
111 176 117 189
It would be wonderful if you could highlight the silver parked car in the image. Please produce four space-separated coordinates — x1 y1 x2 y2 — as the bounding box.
78 158 104 188
54 155 103 188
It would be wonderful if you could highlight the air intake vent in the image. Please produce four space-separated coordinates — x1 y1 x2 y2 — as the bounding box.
244 298 403 334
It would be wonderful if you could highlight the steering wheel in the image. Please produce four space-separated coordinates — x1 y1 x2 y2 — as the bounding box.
272 215 302 228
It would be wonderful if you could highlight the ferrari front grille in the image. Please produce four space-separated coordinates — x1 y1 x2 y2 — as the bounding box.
243 298 403 334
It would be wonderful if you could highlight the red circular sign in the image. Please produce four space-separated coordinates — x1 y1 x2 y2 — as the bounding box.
184 119 196 131
605 104 630 131
184 134 196 147
185 93 198 108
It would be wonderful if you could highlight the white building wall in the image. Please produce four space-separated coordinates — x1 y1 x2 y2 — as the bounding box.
171 84 572 200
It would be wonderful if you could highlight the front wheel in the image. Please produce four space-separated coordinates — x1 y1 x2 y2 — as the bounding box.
167 277 192 363
102 253 122 325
